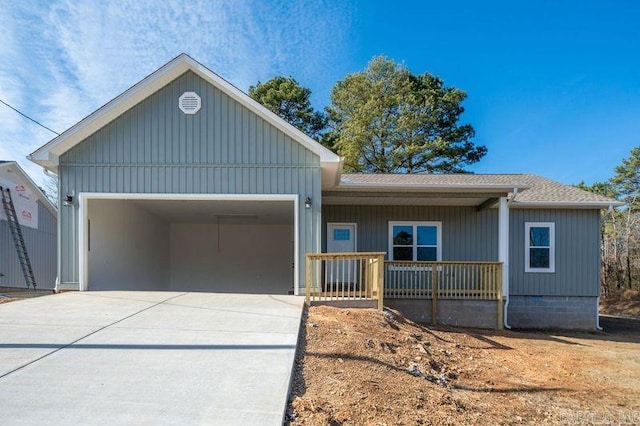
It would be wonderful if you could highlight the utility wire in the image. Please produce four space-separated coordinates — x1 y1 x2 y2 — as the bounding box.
0 98 60 136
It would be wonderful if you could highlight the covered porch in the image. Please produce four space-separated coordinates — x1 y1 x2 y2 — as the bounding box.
306 176 527 330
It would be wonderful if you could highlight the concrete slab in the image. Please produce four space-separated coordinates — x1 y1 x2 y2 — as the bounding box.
0 291 304 425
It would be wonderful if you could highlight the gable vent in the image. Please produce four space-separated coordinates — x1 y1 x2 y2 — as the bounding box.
179 92 201 114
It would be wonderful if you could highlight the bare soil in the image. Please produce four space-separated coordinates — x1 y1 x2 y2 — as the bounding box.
287 306 640 425
0 287 53 304
600 298 640 319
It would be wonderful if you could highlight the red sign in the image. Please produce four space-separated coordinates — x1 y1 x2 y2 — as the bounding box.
15 184 26 192
21 210 32 220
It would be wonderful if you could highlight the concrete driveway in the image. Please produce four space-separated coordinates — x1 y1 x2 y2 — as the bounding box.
0 291 304 425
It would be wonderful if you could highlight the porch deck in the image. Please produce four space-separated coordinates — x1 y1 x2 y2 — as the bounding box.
305 253 504 329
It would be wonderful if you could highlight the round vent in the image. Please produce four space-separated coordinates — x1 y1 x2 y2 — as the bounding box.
179 92 201 114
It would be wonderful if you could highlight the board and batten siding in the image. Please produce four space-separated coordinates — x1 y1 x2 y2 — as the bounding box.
0 200 57 289
58 70 322 290
322 205 499 261
509 209 600 297
324 205 601 298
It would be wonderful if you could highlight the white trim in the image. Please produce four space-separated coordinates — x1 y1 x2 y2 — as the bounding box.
77 192 299 293
28 54 341 185
336 181 530 193
388 221 442 261
511 201 624 209
498 197 509 296
327 222 358 252
294 195 300 295
498 197 511 328
524 222 555 273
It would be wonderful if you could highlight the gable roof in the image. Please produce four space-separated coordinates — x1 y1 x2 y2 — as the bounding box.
28 53 342 187
338 173 623 208
0 161 57 217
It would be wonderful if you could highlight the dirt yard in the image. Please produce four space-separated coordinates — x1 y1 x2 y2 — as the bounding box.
600 298 640 319
0 287 53 304
287 306 640 425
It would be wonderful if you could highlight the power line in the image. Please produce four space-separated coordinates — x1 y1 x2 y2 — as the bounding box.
0 98 60 136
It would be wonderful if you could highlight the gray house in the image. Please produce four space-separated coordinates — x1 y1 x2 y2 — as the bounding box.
29 54 620 329
1 161 57 290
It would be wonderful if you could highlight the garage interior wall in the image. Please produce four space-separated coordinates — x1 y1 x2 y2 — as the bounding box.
88 200 170 290
87 199 294 293
170 223 292 293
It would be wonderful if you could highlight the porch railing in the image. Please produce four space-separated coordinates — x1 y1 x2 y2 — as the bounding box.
384 261 502 300
305 252 385 310
385 261 503 327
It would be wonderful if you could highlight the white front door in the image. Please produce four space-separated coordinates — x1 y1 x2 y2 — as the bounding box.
326 223 358 291
327 223 357 253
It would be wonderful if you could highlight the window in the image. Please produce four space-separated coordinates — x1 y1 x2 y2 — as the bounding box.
333 229 350 241
389 222 442 261
525 222 555 273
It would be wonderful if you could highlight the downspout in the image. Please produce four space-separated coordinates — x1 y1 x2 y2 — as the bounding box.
502 188 518 330
596 205 615 331
507 188 518 207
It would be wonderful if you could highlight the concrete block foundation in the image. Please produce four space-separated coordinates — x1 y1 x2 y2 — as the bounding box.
385 298 500 329
507 296 598 330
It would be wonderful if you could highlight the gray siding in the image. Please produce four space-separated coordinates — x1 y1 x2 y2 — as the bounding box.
1 201 57 289
324 205 601 299
509 209 600 297
322 205 498 261
59 70 321 290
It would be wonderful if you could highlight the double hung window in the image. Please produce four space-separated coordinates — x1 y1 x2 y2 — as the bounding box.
525 222 555 273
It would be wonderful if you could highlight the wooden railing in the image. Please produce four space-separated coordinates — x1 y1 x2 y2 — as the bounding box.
384 261 502 300
305 252 385 310
385 261 503 328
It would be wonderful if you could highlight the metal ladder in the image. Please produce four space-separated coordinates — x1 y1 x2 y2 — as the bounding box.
1 186 37 290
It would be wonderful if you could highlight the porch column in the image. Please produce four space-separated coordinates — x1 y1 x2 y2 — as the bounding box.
498 197 509 300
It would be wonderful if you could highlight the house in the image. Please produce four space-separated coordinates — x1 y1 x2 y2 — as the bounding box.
1 161 57 290
28 54 621 329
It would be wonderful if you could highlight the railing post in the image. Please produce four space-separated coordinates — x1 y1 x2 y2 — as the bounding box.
368 258 372 299
376 254 384 311
431 264 438 325
305 255 311 306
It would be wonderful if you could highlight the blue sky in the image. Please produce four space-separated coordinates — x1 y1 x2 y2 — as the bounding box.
1 1 638 187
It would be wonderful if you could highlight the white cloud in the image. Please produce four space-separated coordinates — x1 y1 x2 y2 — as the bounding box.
0 0 355 186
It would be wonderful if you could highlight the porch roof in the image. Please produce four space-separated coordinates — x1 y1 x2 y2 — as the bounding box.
324 173 622 209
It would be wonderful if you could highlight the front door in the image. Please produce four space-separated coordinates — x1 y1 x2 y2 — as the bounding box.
326 223 358 292
327 223 357 253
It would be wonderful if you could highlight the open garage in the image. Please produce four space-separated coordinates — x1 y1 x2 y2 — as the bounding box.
28 55 338 293
83 196 296 294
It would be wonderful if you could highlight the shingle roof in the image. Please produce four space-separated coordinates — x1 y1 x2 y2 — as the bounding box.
340 173 620 205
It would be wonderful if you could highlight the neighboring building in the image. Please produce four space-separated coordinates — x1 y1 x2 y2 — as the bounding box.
0 161 57 290
28 54 621 329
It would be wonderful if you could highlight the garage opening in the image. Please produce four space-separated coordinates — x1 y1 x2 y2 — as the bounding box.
85 197 295 294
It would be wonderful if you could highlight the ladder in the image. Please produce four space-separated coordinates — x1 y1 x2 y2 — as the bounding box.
1 186 37 290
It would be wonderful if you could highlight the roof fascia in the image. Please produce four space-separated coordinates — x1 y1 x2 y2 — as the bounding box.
334 182 530 193
511 201 624 209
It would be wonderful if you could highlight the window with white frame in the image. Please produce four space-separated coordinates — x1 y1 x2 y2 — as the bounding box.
389 221 442 261
525 222 555 273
